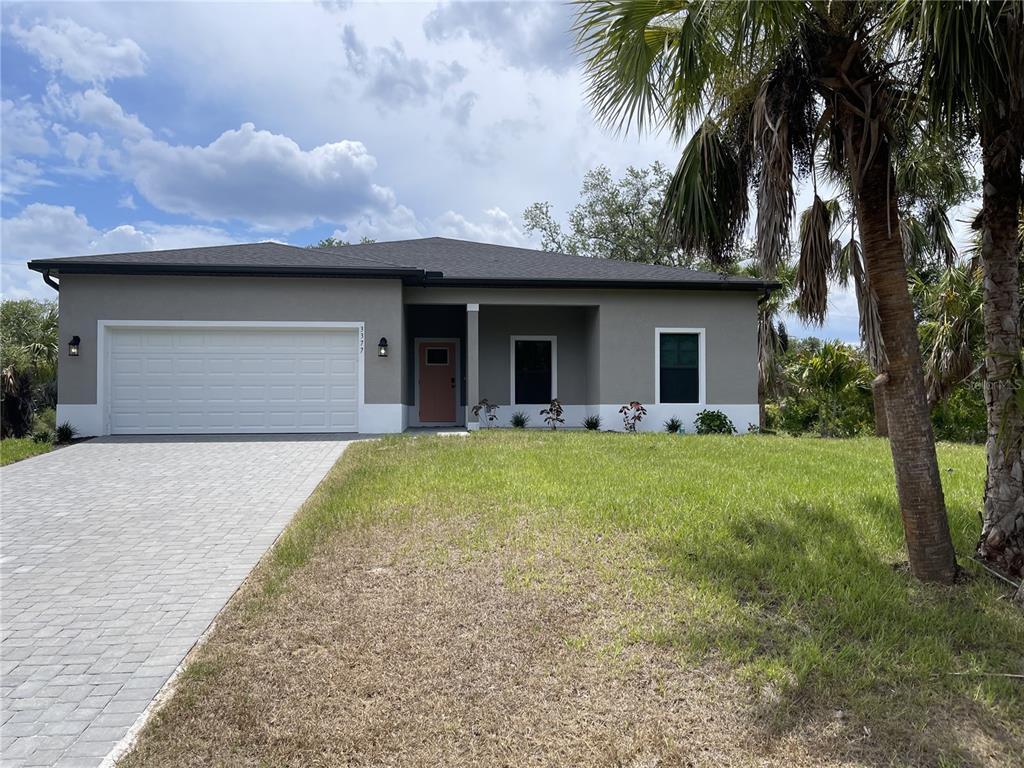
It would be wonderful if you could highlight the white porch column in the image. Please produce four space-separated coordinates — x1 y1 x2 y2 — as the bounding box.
466 303 480 429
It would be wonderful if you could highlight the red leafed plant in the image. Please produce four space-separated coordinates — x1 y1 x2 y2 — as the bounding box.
619 401 647 432
540 398 565 430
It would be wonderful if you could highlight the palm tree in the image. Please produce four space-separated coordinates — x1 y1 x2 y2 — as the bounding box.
576 0 957 582
892 1 1024 583
790 340 872 437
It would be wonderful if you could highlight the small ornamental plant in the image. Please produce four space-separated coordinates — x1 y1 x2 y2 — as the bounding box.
582 414 601 431
694 409 736 435
619 401 647 432
511 411 530 429
540 399 565 430
664 416 683 434
471 399 500 428
55 420 78 444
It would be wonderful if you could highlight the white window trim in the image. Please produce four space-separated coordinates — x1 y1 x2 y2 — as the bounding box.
654 327 706 406
510 335 557 406
96 319 366 436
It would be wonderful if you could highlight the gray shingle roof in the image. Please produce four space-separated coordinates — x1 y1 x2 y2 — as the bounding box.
27 237 771 290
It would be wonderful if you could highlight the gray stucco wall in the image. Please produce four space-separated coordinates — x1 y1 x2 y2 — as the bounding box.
56 275 405 405
403 286 759 404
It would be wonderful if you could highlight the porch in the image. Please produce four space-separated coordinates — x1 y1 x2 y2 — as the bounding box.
403 303 599 430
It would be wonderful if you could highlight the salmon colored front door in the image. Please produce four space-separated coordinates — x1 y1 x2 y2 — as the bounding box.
418 341 457 423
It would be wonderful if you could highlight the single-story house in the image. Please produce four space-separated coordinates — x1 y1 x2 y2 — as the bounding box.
27 237 773 436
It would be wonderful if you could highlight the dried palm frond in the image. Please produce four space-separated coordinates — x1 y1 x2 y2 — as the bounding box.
796 194 834 323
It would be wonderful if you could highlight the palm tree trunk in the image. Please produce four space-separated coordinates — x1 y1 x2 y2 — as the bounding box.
852 145 958 584
977 109 1024 580
871 379 888 437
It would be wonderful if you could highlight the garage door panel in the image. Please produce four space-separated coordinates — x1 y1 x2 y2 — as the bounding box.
108 327 359 434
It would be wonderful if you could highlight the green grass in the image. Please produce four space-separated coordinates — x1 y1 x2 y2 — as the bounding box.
269 433 1021 719
0 437 52 466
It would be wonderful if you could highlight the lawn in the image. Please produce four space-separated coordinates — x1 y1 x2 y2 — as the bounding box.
0 437 52 466
122 432 1023 767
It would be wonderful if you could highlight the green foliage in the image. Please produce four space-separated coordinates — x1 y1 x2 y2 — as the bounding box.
788 340 873 438
32 407 56 434
694 409 736 435
308 236 376 248
932 379 988 444
523 162 697 266
510 411 530 429
582 415 602 431
32 428 53 444
55 420 78 444
1 299 58 437
664 416 683 434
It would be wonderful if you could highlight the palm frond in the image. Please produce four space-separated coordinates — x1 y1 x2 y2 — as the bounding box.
659 118 750 264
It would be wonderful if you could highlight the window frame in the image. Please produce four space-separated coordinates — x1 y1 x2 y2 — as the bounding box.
424 347 450 366
654 327 706 406
509 335 557 406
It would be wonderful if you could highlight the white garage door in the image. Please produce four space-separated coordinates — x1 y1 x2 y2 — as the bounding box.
107 326 359 434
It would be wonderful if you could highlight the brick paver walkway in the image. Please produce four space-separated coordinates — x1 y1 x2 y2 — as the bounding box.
1 435 351 767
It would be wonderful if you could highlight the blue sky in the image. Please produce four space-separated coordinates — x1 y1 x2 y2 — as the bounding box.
1 1 904 342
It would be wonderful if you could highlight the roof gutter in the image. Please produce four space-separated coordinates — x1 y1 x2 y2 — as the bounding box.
42 270 60 293
26 262 427 280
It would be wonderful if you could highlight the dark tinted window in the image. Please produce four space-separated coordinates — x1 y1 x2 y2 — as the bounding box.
659 333 699 403
514 339 552 403
425 347 449 366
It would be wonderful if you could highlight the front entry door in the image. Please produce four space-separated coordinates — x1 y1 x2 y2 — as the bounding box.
418 341 457 423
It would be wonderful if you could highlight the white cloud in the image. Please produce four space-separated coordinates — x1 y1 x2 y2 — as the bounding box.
433 207 528 247
9 17 146 83
127 122 400 230
67 88 151 140
1 99 52 196
423 1 575 73
118 193 136 209
341 26 467 112
0 203 235 298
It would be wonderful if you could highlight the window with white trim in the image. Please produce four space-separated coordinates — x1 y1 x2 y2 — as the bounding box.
511 336 556 404
658 332 701 403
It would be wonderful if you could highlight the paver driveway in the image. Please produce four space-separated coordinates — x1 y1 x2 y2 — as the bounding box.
1 435 352 767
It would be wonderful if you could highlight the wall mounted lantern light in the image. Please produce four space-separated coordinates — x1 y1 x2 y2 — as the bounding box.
68 336 81 357
377 337 388 357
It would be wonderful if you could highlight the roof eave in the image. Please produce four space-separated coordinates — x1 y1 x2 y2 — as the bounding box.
27 262 425 280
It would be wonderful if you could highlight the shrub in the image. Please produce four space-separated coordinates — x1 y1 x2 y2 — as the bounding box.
471 399 499 427
55 421 77 444
539 399 564 430
582 415 601 431
510 411 530 429
618 401 647 432
33 407 56 434
664 416 683 434
694 409 736 435
32 428 53 444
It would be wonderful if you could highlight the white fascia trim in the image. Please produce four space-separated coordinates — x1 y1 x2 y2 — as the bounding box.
509 335 557 407
95 320 368 437
654 327 706 406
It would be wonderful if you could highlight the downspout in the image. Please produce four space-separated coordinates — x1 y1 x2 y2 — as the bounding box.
42 270 60 292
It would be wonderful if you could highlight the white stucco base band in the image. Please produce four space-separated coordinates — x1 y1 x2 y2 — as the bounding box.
467 404 760 434
59 402 759 436
58 402 406 437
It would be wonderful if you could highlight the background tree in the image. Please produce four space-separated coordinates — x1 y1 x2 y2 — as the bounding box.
1 299 58 437
309 236 376 248
522 162 694 265
576 0 957 582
